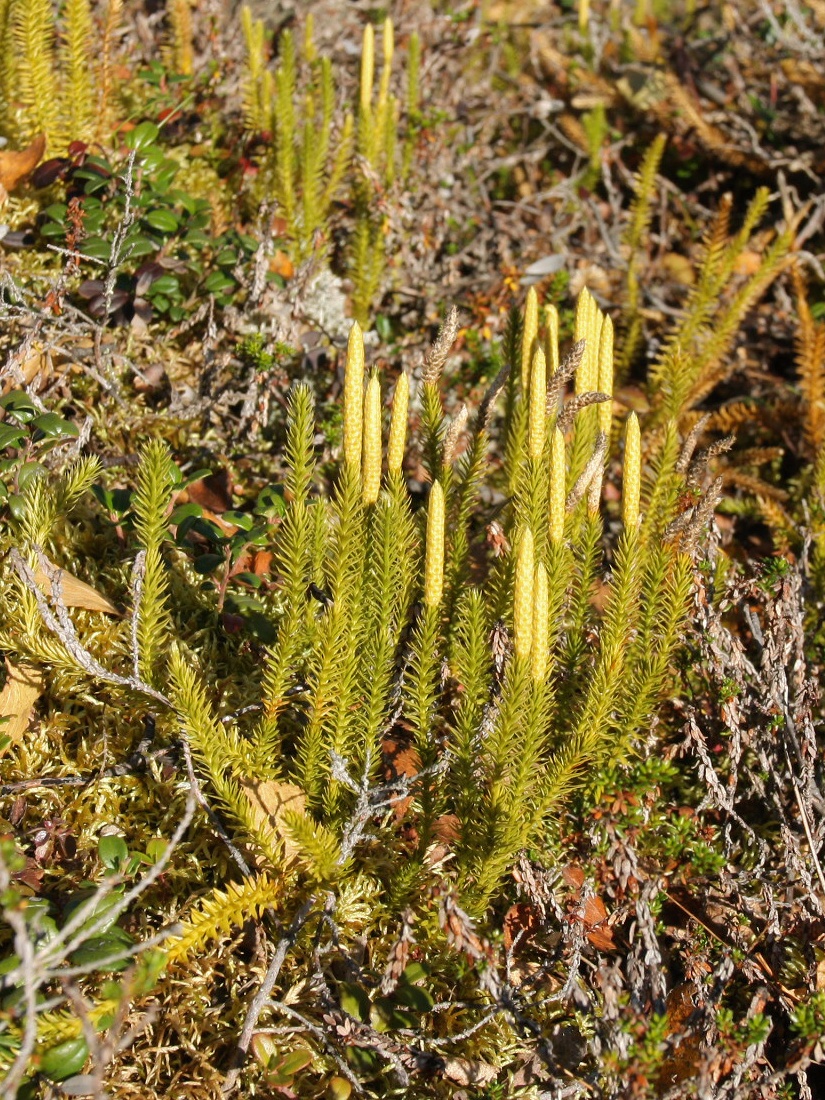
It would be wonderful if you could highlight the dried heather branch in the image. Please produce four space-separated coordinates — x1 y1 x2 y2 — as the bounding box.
10 548 170 706
669 476 724 553
222 895 318 1094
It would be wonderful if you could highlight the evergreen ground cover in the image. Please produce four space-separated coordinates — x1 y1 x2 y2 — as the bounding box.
1 2 825 1097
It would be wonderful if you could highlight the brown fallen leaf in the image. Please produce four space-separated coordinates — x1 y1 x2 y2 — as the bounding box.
440 1056 497 1087
0 134 46 193
0 341 56 396
655 983 706 1089
382 736 421 821
562 863 585 888
581 893 616 950
1 659 43 750
503 902 541 951
239 778 306 865
230 548 273 579
186 468 233 512
34 564 121 615
563 865 617 950
511 1052 552 1089
250 549 273 577
585 925 616 951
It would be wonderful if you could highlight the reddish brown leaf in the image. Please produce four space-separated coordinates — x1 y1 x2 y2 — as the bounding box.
585 927 616 951
655 984 706 1088
582 895 608 927
503 902 541 951
187 468 233 512
251 549 273 576
432 814 459 843
382 737 420 820
562 863 585 888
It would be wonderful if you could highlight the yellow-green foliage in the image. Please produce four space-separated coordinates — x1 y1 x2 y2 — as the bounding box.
10 0 62 149
7 290 699 890
619 133 666 378
241 6 355 264
647 187 793 422
63 0 94 141
166 0 194 76
132 441 174 684
792 268 825 584
241 4 271 135
0 0 199 152
240 8 418 321
0 0 124 149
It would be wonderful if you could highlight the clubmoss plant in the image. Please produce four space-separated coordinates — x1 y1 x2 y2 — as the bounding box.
240 8 419 320
0 0 126 151
0 288 717 1086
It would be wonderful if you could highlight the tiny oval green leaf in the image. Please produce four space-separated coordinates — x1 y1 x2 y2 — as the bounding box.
144 208 179 233
126 121 160 150
38 1038 89 1082
338 981 371 1023
98 835 129 870
31 413 79 439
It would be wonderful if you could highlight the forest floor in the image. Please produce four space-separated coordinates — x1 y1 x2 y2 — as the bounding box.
2 2 825 1098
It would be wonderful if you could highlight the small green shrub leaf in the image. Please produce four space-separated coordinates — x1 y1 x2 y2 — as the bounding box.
203 271 235 294
193 553 224 574
68 929 133 970
98 835 129 869
126 121 160 150
145 274 180 296
31 414 79 439
145 209 179 233
338 982 371 1022
38 1038 89 1081
0 424 26 449
0 392 39 421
